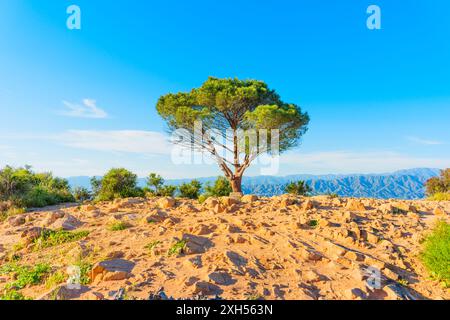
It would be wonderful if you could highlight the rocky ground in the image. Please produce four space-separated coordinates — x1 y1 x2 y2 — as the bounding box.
0 195 449 300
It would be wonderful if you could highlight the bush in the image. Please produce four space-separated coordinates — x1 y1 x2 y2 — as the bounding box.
93 168 144 201
429 192 450 201
0 165 74 210
203 177 232 197
426 169 450 198
72 187 92 202
179 180 202 199
145 173 177 197
285 180 312 196
420 221 450 286
32 230 90 250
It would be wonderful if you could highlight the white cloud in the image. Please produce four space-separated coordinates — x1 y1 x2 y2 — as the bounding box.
406 136 444 146
57 130 171 155
60 99 108 119
278 151 450 174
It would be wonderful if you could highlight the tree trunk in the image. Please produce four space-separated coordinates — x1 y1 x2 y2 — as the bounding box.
230 175 243 193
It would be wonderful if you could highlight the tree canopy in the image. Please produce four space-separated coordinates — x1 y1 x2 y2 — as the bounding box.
156 77 310 193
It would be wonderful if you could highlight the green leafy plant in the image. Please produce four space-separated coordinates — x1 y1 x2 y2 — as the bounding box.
156 77 310 193
108 221 129 231
202 176 232 199
308 219 319 228
420 220 450 287
1 263 51 289
72 187 92 202
426 169 449 199
92 168 144 201
179 180 202 199
285 180 312 196
32 230 90 250
45 271 67 289
0 165 74 210
168 240 187 256
0 289 29 300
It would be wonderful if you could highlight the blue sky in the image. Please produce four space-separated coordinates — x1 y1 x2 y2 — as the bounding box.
0 0 449 178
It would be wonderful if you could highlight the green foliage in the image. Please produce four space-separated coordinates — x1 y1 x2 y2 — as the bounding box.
285 180 312 196
204 176 232 197
426 169 450 197
308 220 319 229
420 221 450 286
0 263 51 289
73 260 92 285
145 173 177 197
145 240 161 253
45 271 67 289
0 289 29 300
72 187 92 202
0 165 74 210
156 77 310 193
168 240 187 256
92 168 144 201
179 180 202 199
429 192 450 201
108 221 129 231
32 230 90 250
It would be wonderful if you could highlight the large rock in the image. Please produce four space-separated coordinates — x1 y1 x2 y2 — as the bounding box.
8 215 26 227
182 234 213 254
91 259 135 282
37 285 90 300
21 227 46 244
158 197 176 209
51 215 83 231
346 199 366 211
241 195 259 203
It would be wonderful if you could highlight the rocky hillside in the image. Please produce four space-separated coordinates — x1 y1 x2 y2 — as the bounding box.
0 195 448 300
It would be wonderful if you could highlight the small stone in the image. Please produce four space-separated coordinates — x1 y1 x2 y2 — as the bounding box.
434 207 446 216
8 215 26 227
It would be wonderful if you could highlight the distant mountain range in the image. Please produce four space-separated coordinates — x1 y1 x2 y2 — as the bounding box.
66 168 441 200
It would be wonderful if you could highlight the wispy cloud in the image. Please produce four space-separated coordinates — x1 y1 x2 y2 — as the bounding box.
60 99 108 119
406 136 444 146
57 130 170 155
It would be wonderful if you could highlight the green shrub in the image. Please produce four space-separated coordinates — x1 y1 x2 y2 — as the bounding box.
285 180 312 196
426 169 449 197
72 187 92 202
205 177 232 197
93 168 144 201
420 221 450 286
32 230 90 250
0 289 29 300
429 192 450 201
108 221 129 231
0 165 74 209
168 240 187 256
179 180 202 199
1 263 51 289
45 271 67 289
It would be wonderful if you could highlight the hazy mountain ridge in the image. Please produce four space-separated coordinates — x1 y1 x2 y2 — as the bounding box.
67 168 441 200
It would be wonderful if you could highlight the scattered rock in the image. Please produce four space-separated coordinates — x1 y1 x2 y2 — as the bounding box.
8 215 26 227
51 214 83 231
91 259 135 282
434 206 446 216
346 199 366 211
158 197 176 209
241 195 259 203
